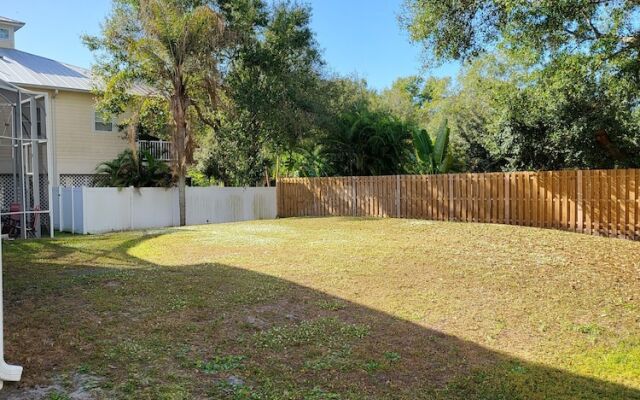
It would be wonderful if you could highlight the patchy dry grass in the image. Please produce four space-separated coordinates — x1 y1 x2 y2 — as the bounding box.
1 217 640 399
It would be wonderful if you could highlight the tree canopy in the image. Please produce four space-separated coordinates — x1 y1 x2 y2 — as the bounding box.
400 1 640 171
193 1 327 186
401 1 640 67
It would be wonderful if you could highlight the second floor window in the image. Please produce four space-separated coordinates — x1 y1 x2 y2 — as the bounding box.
94 111 113 132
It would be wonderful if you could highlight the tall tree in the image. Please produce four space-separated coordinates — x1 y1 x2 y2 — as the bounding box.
84 0 231 225
372 76 426 125
195 1 327 186
401 0 640 170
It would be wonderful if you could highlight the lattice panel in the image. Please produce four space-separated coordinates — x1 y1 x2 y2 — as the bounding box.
0 174 15 211
37 174 49 211
1 174 50 211
59 174 109 187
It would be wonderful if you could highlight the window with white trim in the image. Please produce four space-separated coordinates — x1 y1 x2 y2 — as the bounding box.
94 111 114 132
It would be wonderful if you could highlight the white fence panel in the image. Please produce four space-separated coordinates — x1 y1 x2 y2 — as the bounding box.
130 188 179 230
57 187 84 234
186 187 277 225
82 188 132 234
54 186 276 234
51 187 59 230
82 187 179 234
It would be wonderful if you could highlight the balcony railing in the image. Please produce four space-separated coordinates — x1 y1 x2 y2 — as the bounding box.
137 140 172 161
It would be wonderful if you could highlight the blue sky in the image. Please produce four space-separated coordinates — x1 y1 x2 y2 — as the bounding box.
4 0 458 91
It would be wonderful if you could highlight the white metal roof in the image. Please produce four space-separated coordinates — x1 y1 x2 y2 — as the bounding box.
0 48 95 92
0 48 151 95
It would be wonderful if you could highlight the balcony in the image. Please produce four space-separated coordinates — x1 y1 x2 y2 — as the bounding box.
137 140 172 161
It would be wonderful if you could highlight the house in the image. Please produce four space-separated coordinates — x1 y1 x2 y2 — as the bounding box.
0 16 171 190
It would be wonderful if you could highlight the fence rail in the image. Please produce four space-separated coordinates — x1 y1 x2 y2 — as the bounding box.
277 169 640 240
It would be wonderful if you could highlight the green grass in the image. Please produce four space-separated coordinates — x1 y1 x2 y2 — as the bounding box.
3 217 640 399
198 355 246 373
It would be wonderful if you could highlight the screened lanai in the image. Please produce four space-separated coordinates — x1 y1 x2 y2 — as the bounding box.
0 79 52 239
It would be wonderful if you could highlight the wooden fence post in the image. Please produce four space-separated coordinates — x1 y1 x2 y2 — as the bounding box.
395 175 401 218
448 174 454 221
504 174 510 225
351 176 357 216
276 177 281 217
577 170 583 233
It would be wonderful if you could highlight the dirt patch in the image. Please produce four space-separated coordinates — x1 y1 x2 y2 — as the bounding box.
1 374 104 400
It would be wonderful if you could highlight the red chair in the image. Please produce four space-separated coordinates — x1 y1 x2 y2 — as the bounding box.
7 203 21 238
6 203 42 239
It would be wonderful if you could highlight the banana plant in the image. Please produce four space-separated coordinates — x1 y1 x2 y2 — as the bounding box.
412 119 452 174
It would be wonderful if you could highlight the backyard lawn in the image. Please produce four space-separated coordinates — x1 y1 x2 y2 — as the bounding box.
1 217 640 399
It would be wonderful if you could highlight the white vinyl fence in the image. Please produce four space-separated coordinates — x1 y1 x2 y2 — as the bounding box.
53 186 277 234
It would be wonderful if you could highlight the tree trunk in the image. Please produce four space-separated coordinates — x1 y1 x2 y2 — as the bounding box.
171 90 189 226
178 173 186 226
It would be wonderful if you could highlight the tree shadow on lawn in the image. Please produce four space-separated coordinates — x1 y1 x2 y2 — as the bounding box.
1 235 639 399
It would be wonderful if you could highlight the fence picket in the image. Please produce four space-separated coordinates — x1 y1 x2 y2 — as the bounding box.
629 170 636 239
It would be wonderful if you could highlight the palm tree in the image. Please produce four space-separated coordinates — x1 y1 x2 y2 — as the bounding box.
85 0 229 225
323 109 413 176
280 144 329 178
96 150 139 188
97 149 172 188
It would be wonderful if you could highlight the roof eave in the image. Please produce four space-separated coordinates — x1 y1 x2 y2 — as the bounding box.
1 21 25 31
16 82 156 97
14 83 91 94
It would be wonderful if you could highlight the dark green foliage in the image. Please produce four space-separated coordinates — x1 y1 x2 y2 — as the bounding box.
97 149 172 188
194 1 326 185
276 95 455 177
499 54 640 170
195 117 269 187
400 1 640 172
445 52 640 171
136 97 171 141
320 108 415 176
279 144 328 178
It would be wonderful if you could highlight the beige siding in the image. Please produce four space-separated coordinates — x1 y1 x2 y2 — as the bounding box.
0 149 12 173
0 102 13 173
53 90 128 174
0 135 11 173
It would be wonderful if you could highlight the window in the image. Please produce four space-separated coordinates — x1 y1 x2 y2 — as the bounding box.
0 29 8 40
94 111 114 132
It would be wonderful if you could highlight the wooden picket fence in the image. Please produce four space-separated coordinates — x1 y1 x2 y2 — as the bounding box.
277 169 640 240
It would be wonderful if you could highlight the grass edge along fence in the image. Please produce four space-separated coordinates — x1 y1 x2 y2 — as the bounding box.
277 169 640 240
